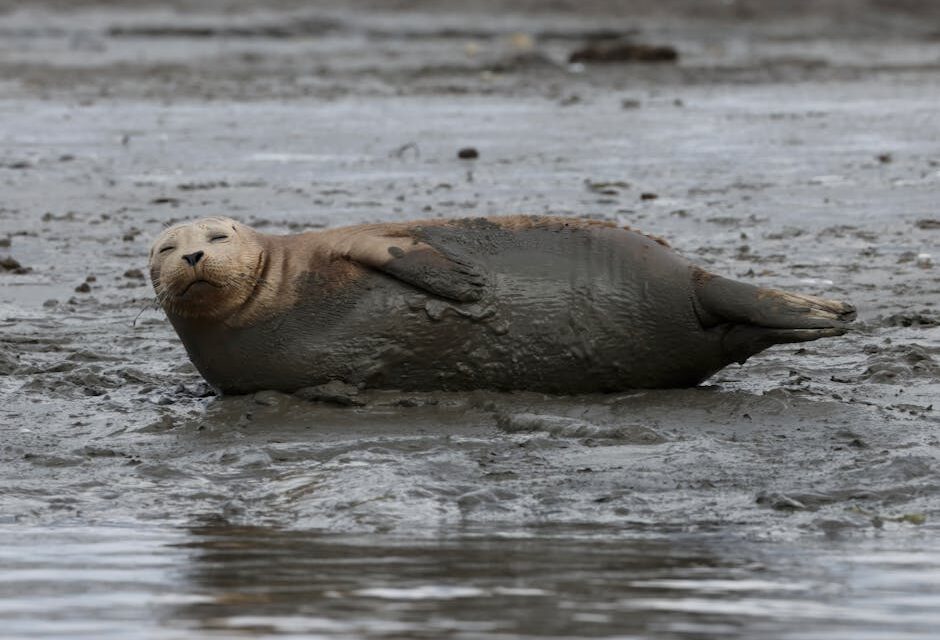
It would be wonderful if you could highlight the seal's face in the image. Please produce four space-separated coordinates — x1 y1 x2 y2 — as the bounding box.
149 217 264 321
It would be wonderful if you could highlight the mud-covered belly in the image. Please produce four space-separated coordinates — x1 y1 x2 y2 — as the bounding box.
324 272 632 392
203 258 714 393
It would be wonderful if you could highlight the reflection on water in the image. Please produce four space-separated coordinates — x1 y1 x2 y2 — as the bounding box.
2 522 939 639
0 525 196 639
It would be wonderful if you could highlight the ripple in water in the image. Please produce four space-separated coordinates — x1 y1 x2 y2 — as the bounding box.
2 523 939 639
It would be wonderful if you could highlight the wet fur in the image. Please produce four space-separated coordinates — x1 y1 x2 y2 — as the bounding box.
149 215 855 394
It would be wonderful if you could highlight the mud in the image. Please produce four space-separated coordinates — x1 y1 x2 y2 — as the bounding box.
1 0 940 638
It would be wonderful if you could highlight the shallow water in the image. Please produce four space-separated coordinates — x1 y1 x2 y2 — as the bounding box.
2 523 940 639
2 1 940 638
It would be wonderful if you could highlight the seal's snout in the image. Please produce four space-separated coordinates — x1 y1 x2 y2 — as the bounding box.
182 250 205 267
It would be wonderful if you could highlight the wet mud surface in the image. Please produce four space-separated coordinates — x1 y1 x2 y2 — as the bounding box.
1 1 940 638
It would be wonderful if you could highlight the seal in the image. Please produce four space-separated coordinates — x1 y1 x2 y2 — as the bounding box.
149 215 856 394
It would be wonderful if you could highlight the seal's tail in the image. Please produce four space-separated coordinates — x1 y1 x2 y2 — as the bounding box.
692 269 856 361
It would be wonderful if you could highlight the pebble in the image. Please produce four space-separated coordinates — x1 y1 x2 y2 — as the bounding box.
1 256 21 270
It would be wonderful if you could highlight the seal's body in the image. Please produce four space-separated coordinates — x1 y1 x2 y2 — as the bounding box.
149 216 855 394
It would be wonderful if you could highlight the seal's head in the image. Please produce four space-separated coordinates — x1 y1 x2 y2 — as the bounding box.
149 217 264 321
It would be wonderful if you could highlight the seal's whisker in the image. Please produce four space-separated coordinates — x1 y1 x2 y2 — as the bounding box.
131 297 160 327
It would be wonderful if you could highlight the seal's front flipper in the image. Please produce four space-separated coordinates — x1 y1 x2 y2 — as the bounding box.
693 269 856 330
376 245 486 302
341 232 486 303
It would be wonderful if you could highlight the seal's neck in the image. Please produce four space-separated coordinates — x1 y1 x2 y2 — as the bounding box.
219 234 290 328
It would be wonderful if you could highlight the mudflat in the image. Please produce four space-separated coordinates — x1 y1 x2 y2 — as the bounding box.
1 1 939 638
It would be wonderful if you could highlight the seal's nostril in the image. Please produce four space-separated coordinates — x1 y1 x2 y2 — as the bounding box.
182 251 204 267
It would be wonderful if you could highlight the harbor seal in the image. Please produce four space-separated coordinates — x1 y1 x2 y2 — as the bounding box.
148 215 855 395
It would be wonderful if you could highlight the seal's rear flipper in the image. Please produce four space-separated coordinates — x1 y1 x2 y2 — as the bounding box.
720 325 848 364
693 269 856 330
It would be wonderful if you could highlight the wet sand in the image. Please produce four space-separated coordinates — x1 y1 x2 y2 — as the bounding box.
1 1 940 638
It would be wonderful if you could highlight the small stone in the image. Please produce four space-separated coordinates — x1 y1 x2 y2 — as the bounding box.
124 268 145 279
85 275 97 283
457 147 479 160
75 282 91 293
136 415 176 433
899 513 926 525
0 256 21 271
294 380 364 406
569 41 678 64
508 32 534 52
253 390 288 407
756 492 808 511
877 153 892 163
151 197 181 206
640 192 659 200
